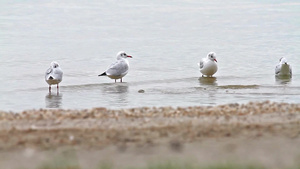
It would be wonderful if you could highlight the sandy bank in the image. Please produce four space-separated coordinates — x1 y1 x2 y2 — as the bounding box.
0 101 299 150
0 101 300 169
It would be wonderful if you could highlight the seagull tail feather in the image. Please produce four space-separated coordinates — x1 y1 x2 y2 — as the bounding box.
98 72 107 76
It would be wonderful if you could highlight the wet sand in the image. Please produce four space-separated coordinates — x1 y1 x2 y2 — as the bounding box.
0 101 300 168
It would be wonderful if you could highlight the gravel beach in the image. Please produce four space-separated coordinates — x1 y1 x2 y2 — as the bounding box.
0 101 300 169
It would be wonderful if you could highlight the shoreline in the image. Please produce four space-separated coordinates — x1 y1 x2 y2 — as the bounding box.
0 101 300 168
0 101 300 150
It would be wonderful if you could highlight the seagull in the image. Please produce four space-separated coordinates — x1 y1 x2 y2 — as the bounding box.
98 51 132 83
275 57 292 77
198 52 218 77
45 61 63 93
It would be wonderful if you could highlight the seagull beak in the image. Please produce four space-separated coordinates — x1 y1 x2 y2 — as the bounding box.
214 59 217 62
127 55 132 58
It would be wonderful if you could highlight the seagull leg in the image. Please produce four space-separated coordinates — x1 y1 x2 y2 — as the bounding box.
121 78 123 83
57 84 59 95
49 85 51 93
115 79 116 83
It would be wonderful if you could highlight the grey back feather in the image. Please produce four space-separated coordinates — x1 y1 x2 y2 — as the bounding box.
106 59 129 76
199 61 204 69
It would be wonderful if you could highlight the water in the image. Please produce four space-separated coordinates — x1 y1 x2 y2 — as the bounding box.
1 0 300 112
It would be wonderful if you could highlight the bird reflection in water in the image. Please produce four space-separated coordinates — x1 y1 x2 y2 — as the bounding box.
45 92 63 108
102 83 129 106
199 76 217 86
275 76 291 85
103 83 129 94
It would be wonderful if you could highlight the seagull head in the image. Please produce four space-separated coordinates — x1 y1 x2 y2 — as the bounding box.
207 52 217 62
50 61 60 68
279 57 288 65
117 51 132 60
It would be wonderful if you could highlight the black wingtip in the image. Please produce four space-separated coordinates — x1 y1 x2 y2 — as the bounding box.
98 72 106 76
49 76 54 80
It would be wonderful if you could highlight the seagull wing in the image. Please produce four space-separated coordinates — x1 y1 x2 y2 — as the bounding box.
46 67 52 75
106 60 129 76
45 67 53 80
53 68 63 81
275 64 281 75
199 60 204 69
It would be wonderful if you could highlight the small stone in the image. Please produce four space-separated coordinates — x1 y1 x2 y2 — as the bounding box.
138 89 145 93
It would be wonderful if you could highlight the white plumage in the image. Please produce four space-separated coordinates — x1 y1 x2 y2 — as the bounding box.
275 57 292 77
99 51 132 83
45 61 63 93
198 52 218 77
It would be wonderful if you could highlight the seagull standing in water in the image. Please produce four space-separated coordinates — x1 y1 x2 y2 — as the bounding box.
98 51 132 83
45 61 63 93
275 57 292 77
198 52 218 77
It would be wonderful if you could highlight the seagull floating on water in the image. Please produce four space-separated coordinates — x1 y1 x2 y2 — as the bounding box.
45 61 63 93
275 57 292 77
98 51 132 83
198 52 218 77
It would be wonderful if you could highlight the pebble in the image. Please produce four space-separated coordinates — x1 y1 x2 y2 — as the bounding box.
138 89 145 93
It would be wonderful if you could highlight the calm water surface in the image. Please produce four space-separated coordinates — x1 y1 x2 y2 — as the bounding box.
1 0 300 111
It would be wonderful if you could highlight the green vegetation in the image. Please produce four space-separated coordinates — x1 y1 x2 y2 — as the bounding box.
36 160 300 169
38 150 80 169
139 163 265 169
33 150 299 169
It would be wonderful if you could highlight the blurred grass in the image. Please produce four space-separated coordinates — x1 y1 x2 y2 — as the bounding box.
133 163 266 169
36 160 300 169
37 150 80 169
34 150 299 169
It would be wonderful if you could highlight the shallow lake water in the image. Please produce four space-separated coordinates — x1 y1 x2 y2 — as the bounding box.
0 0 300 111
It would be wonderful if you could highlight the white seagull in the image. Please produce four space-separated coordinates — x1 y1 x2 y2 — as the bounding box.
98 51 132 83
198 52 218 77
45 61 63 93
275 57 292 77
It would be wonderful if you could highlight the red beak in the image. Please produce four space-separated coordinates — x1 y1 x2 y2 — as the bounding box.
214 59 217 62
127 55 132 58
